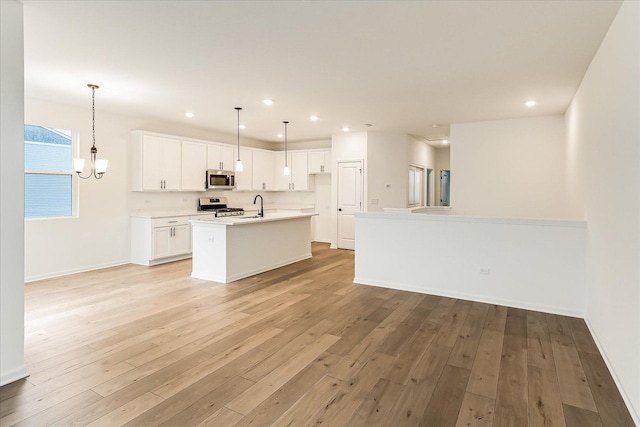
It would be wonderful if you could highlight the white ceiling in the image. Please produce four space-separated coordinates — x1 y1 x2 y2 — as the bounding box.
23 1 621 143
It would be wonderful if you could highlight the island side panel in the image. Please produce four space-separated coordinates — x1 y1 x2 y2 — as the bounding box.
191 221 228 282
226 216 312 282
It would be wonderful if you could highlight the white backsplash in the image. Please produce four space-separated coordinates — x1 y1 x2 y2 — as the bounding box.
129 189 316 213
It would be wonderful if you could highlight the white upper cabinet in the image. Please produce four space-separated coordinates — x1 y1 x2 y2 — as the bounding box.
208 144 235 171
235 148 253 191
131 133 182 191
131 131 330 193
181 141 207 191
274 151 309 191
252 150 275 191
308 150 332 174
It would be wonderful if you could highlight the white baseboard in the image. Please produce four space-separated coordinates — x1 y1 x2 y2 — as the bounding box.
193 253 313 284
24 259 130 283
0 365 29 387
584 318 640 426
353 276 585 318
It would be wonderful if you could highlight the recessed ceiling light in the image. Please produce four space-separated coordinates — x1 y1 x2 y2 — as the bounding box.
310 115 319 122
238 124 246 129
432 123 440 128
442 139 449 145
263 99 274 106
342 127 350 132
185 112 195 118
525 100 537 107
277 133 283 138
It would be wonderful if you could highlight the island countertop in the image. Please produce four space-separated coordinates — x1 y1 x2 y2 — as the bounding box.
190 212 317 226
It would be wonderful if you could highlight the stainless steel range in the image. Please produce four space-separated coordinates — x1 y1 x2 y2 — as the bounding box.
198 197 245 217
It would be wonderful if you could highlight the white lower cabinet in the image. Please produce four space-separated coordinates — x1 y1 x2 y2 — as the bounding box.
131 216 193 266
153 224 190 259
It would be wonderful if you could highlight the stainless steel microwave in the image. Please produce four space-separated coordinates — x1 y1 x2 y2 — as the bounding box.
206 170 236 190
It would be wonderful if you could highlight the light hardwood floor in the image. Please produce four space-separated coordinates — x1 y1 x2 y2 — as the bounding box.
0 243 634 426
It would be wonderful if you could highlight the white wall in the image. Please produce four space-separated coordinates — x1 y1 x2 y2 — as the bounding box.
0 0 28 386
450 115 578 219
566 1 639 421
366 132 408 212
355 213 587 317
23 97 299 281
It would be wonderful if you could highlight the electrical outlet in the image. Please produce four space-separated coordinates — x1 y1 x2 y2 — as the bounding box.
371 198 379 204
479 268 491 275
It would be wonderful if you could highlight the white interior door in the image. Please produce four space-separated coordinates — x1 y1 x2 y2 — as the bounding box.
337 161 363 250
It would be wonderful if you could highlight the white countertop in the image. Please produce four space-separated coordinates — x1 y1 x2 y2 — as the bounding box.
190 212 317 226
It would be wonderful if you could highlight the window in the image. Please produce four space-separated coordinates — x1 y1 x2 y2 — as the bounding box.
24 125 76 218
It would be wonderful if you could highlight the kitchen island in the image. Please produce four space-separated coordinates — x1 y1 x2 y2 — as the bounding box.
190 212 317 283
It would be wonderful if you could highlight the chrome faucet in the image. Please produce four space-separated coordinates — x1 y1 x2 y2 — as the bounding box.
253 194 264 217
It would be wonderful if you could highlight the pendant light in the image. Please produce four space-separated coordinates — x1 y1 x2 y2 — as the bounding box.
235 107 243 172
74 84 108 179
283 121 290 175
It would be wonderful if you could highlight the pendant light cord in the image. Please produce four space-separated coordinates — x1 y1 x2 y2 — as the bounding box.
284 121 288 167
91 86 96 149
235 107 242 163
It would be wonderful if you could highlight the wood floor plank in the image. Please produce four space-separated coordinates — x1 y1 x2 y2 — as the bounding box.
578 351 635 426
85 392 165 427
448 302 490 370
466 328 505 399
240 319 333 382
484 304 508 332
421 364 471 426
159 376 254 426
121 349 269 426
270 375 343 427
434 299 473 348
345 378 402 426
233 352 342 427
195 407 243 427
383 344 453 427
152 326 282 399
305 352 396 426
455 391 495 427
386 320 440 385
562 404 603 427
13 390 103 427
2 243 633 427
528 365 566 427
494 308 528 427
527 311 556 371
328 294 425 381
551 342 597 412
225 333 341 415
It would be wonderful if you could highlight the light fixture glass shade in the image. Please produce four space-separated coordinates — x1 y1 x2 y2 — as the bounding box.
236 159 243 172
283 165 290 176
95 159 108 174
73 158 85 173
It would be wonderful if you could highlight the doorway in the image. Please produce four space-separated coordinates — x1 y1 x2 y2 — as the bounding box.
440 170 450 206
337 160 363 250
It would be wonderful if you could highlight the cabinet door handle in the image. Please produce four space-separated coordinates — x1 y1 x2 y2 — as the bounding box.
262 183 265 190
321 165 324 172
168 220 178 223
292 182 295 190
